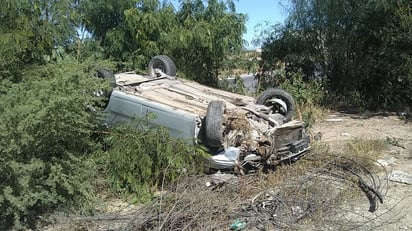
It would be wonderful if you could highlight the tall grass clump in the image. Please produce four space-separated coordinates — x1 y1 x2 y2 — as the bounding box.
104 117 205 202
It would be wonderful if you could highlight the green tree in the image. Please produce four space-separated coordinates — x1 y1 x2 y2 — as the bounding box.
81 0 135 40
81 0 175 70
164 0 247 86
0 0 80 81
123 0 177 69
81 0 246 85
260 0 412 110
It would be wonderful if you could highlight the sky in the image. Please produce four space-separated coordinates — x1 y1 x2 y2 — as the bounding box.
235 0 289 48
170 0 289 49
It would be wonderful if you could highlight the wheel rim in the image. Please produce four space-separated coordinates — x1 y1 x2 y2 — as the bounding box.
154 61 166 73
265 97 288 116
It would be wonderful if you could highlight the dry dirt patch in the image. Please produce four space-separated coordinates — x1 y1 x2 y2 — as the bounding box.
311 112 412 230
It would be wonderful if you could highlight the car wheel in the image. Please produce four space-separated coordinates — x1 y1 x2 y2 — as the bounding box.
97 67 115 85
92 67 115 111
256 88 295 122
148 55 177 78
96 68 114 79
205 100 226 147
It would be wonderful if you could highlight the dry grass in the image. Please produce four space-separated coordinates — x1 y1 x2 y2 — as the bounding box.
345 139 386 161
122 175 253 230
48 138 391 230
117 138 390 230
296 102 329 127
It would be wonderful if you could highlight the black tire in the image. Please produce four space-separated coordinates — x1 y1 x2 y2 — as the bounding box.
256 88 295 122
205 100 226 147
96 68 116 88
96 68 114 79
93 68 115 110
148 55 177 78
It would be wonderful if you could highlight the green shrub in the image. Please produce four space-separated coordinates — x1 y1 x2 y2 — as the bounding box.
104 117 203 202
219 75 247 95
0 60 103 229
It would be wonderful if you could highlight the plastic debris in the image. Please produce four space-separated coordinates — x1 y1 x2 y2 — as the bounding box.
208 147 240 169
230 219 246 230
376 157 396 166
325 118 344 122
387 170 412 184
223 147 241 161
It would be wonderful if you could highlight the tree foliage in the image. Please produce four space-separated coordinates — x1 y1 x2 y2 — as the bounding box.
0 60 105 229
260 0 412 110
163 0 246 86
0 0 80 81
81 0 246 85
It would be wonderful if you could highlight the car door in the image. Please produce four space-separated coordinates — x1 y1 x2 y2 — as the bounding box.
104 90 200 141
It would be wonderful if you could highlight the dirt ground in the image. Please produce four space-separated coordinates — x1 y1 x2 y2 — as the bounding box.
41 112 412 231
311 112 412 231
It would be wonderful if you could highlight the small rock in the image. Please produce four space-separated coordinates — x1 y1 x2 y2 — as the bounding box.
325 118 344 122
209 171 237 185
314 132 322 141
327 114 340 117
387 170 412 184
376 157 397 166
291 206 303 216
388 149 400 155
340 133 351 137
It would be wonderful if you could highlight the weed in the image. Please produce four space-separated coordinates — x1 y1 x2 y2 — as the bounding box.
345 139 387 168
385 136 406 149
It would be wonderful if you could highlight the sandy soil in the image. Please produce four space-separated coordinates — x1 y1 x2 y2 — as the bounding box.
312 112 412 230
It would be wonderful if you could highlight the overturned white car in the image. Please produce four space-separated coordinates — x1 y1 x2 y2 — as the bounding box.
99 55 310 172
